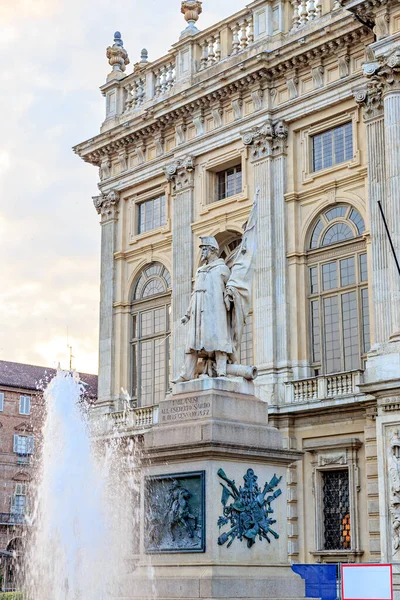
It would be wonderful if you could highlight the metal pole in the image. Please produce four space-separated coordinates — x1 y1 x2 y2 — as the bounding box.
377 200 400 277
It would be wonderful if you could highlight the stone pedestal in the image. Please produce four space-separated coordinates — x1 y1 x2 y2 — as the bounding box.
126 379 309 600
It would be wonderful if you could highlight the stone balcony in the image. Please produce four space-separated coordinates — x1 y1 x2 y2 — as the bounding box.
98 404 159 437
284 369 364 405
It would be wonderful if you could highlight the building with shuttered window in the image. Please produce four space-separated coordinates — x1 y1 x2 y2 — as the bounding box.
74 0 400 573
0 361 97 590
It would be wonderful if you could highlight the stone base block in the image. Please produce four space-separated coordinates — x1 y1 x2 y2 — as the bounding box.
124 566 310 600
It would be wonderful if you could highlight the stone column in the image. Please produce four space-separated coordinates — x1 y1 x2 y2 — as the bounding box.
93 190 120 410
242 121 290 402
355 85 391 344
164 157 195 381
381 60 400 341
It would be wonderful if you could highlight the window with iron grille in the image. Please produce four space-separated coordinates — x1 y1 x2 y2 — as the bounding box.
137 195 166 234
312 123 353 172
322 469 351 550
308 205 369 375
216 165 242 201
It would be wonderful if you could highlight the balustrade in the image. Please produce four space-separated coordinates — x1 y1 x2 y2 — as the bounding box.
291 0 322 30
285 370 363 404
113 0 333 119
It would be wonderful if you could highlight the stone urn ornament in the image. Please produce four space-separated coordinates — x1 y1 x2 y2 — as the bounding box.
181 1 203 36
106 32 130 76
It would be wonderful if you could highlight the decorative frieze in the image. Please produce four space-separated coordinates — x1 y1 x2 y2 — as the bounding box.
93 190 120 223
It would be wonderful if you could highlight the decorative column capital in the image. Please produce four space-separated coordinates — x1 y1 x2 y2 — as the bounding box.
106 32 130 80
354 82 384 121
93 190 120 223
164 156 195 193
363 46 400 94
242 120 288 162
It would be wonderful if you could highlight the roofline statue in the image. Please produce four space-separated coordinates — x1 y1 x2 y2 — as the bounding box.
172 188 259 383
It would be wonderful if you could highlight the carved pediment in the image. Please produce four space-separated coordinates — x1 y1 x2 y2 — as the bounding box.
12 471 31 482
14 422 34 433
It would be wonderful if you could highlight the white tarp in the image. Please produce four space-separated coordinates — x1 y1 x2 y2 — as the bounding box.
342 564 393 600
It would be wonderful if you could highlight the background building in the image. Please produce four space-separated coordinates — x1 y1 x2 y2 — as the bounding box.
0 360 97 590
74 0 400 577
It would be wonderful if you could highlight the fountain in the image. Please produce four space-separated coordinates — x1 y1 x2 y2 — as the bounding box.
22 370 138 600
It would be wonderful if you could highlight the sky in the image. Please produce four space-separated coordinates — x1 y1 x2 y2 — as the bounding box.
0 0 247 375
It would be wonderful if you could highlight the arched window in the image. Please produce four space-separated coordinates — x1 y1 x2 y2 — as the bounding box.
215 231 253 366
307 205 369 375
130 263 171 406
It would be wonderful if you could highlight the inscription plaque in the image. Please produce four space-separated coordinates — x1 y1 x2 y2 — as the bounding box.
145 471 205 553
159 396 211 423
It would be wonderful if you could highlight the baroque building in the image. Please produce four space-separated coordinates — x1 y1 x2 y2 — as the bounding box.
74 0 400 575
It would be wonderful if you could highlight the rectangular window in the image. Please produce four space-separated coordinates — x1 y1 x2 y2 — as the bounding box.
216 165 242 201
322 262 337 291
359 253 368 282
0 392 4 411
13 435 34 455
340 257 355 287
137 195 166 234
132 303 170 406
239 315 254 366
312 123 353 172
322 469 351 550
361 288 370 354
342 291 359 371
311 300 321 364
310 267 318 294
323 296 341 373
11 484 27 516
19 395 31 415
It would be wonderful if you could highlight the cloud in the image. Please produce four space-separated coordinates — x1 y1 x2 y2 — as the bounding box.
0 0 246 375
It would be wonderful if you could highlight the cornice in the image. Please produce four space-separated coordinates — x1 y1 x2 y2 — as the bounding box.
73 16 370 167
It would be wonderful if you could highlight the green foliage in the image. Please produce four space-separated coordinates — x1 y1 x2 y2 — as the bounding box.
0 593 24 600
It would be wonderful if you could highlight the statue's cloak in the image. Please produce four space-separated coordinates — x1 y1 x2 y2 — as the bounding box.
185 259 233 354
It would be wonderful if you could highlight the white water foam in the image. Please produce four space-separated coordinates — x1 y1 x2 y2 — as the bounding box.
23 370 139 600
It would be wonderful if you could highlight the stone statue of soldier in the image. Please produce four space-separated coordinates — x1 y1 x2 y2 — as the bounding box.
173 192 258 383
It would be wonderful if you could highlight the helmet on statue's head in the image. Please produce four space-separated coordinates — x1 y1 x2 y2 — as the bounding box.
199 236 219 251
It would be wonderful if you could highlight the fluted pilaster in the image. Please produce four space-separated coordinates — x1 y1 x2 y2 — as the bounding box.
242 121 289 399
355 87 391 344
383 90 400 340
164 157 195 379
93 190 120 405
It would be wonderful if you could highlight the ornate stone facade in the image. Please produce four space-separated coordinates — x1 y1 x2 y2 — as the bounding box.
75 0 400 591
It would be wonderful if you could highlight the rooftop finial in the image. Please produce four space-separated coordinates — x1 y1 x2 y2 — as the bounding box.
106 31 130 80
180 1 202 38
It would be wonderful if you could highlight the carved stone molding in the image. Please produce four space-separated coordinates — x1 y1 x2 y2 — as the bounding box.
93 190 120 223
100 155 111 180
164 156 195 193
242 120 288 162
